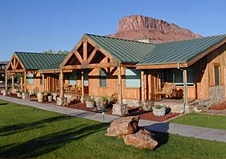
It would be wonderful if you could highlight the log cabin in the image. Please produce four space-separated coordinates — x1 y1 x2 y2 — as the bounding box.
5 52 67 95
4 34 226 113
60 33 226 113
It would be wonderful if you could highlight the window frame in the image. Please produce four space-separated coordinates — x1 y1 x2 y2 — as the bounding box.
99 69 107 87
214 64 220 86
125 68 141 88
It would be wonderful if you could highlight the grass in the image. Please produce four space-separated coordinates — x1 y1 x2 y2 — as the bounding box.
170 113 226 130
1 99 226 159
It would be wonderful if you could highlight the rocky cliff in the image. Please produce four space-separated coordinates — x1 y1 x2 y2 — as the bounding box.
108 15 202 43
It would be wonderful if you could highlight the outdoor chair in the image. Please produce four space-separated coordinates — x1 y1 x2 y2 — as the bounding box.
155 83 176 99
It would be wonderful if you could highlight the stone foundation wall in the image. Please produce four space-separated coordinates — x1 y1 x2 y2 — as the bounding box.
209 85 225 106
122 99 141 108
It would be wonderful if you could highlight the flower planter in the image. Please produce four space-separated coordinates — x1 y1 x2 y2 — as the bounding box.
152 106 166 117
85 101 95 108
22 93 27 100
56 97 67 106
141 101 151 111
112 103 128 116
17 92 22 98
48 95 53 102
2 90 7 96
37 92 44 102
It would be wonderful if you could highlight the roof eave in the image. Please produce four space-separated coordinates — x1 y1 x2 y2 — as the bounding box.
136 62 188 69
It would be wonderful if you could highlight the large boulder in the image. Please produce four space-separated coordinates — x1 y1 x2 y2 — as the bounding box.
105 116 139 137
123 129 158 150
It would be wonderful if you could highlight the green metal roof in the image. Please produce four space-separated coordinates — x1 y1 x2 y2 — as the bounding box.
15 52 67 70
85 34 156 63
85 34 226 66
138 34 226 65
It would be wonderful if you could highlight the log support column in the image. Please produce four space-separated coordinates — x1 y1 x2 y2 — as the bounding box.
23 71 27 92
12 74 14 90
81 70 84 103
57 69 67 106
112 66 128 116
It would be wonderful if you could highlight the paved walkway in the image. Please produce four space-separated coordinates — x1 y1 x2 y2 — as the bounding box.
1 95 226 143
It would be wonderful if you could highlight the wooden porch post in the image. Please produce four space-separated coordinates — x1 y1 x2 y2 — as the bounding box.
117 66 122 105
4 70 8 91
20 76 23 90
183 69 188 112
148 74 151 100
81 70 84 103
60 69 64 98
12 74 15 90
23 71 27 92
141 71 145 102
42 74 45 92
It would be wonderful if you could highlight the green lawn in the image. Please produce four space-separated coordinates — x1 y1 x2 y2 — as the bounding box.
170 113 226 130
1 99 226 159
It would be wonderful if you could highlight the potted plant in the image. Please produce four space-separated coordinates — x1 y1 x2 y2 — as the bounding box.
152 105 166 116
97 96 108 111
21 90 28 100
85 96 95 108
141 100 152 111
47 92 52 102
17 90 22 98
37 91 44 102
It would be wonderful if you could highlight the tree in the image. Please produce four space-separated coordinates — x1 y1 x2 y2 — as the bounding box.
43 49 55 54
43 50 69 54
56 50 69 54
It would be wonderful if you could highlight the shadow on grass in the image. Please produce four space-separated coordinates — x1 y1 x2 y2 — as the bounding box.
143 122 169 149
0 102 8 105
0 122 108 158
0 115 74 136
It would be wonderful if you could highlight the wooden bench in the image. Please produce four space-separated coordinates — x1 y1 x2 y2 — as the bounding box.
155 83 176 99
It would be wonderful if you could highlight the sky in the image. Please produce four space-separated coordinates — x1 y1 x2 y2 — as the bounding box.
0 0 226 61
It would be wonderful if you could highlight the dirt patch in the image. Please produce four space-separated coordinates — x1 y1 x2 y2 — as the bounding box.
209 101 226 110
66 103 179 122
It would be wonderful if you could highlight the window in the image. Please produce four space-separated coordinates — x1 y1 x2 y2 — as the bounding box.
167 68 194 86
214 65 220 85
27 73 34 84
99 70 106 87
69 71 77 85
125 69 141 87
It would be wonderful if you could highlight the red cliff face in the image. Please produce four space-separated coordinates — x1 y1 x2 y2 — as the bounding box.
108 15 202 43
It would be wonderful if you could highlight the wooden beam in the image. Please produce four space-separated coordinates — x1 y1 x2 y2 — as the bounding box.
117 66 122 105
62 65 82 70
183 69 188 108
81 70 84 103
87 39 113 59
60 39 83 68
136 62 188 69
87 48 97 63
88 62 119 68
12 74 14 90
24 71 27 92
60 69 64 98
20 76 23 90
83 41 87 60
75 51 83 64
5 70 8 91
141 71 145 102
6 69 25 73
42 74 45 92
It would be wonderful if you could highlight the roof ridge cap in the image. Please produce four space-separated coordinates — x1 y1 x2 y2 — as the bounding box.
157 34 226 45
84 33 156 45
